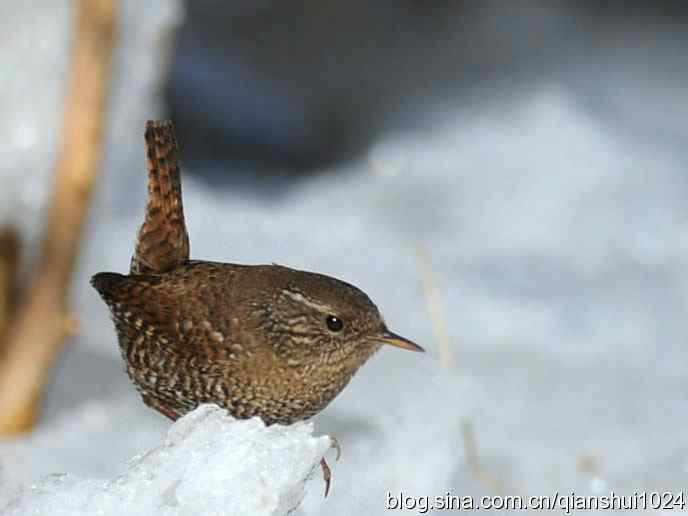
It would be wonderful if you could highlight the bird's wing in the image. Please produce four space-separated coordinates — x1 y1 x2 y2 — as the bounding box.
91 271 249 362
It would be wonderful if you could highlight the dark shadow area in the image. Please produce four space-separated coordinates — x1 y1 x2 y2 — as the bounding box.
574 0 688 16
167 1 581 174
168 0 688 182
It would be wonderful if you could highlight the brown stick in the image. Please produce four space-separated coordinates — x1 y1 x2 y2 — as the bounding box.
0 0 116 434
0 228 20 343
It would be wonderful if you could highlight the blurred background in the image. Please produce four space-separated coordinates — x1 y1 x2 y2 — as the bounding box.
1 0 688 514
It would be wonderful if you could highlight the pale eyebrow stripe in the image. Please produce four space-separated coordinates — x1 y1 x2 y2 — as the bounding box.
282 290 336 315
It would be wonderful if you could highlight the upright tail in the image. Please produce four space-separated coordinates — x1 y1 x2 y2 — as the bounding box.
130 120 190 274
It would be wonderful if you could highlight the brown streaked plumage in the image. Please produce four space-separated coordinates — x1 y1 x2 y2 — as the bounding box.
91 120 423 496
130 121 189 275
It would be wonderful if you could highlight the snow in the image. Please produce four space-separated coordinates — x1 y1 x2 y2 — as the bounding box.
2 2 688 516
3 405 331 516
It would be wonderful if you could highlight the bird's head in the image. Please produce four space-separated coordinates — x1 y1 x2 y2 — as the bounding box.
256 266 423 368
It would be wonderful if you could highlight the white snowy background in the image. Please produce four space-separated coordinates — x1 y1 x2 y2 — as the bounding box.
1 1 688 515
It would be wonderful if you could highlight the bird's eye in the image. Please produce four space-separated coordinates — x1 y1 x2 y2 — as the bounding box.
325 315 344 332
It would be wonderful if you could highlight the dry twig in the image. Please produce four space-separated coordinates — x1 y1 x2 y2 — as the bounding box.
0 228 20 343
415 246 454 368
460 417 505 494
0 0 116 433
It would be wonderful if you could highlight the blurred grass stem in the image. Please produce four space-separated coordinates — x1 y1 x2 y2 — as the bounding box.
416 246 454 368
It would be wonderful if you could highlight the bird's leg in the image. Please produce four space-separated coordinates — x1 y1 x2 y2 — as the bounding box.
320 436 341 498
142 394 180 421
320 458 331 498
329 435 341 460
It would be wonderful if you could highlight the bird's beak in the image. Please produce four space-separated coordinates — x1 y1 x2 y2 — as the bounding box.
371 331 425 352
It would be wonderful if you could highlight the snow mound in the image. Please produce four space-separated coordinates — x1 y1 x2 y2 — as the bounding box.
3 405 331 516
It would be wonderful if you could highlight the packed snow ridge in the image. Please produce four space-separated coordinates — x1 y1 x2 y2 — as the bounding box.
3 405 331 516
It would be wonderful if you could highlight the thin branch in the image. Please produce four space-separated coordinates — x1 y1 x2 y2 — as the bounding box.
460 417 505 494
415 246 454 368
0 228 20 344
0 0 116 434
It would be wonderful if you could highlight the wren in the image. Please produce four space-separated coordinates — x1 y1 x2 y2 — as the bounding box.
91 120 423 496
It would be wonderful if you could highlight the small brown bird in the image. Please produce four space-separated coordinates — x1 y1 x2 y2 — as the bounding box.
92 121 423 496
